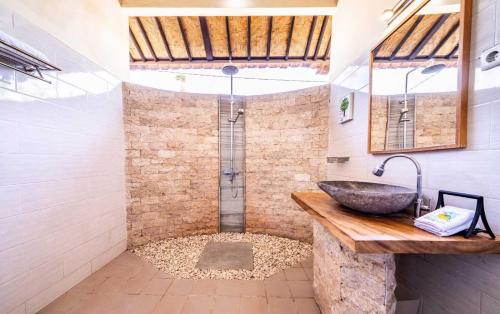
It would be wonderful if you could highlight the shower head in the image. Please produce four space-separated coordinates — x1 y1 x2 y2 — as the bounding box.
421 63 446 75
237 108 244 114
222 65 239 76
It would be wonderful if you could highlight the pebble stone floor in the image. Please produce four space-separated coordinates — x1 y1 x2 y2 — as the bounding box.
39 251 320 314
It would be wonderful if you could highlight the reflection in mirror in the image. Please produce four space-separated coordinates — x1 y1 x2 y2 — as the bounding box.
370 0 463 152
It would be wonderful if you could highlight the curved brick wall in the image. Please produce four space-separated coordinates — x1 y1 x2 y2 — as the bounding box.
123 83 219 247
245 85 330 242
124 83 329 246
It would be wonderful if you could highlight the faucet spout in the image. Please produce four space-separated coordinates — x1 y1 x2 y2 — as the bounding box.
372 154 424 217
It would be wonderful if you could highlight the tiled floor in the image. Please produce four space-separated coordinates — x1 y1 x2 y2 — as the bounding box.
39 252 319 314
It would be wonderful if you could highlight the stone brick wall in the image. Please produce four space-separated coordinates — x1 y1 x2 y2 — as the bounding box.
123 83 219 247
415 92 456 148
313 221 396 314
245 85 330 242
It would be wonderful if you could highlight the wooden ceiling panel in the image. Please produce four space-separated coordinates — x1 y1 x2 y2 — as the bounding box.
129 15 332 71
397 14 441 57
418 13 459 57
206 16 228 57
138 17 169 59
228 16 248 57
270 16 292 56
159 17 189 59
373 13 460 62
250 16 269 57
315 16 332 58
129 18 155 60
288 16 314 57
181 17 205 58
307 16 325 58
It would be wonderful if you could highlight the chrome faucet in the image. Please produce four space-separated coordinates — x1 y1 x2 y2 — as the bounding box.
372 154 426 217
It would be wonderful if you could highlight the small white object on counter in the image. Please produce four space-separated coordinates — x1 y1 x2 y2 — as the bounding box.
415 206 474 237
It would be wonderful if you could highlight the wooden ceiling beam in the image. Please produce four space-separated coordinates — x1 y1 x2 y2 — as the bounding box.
177 17 192 61
199 17 214 61
446 44 459 59
323 35 331 61
389 15 424 61
285 16 295 61
304 16 318 61
408 14 450 60
136 17 158 62
314 16 329 60
428 21 459 59
155 17 173 61
225 17 232 61
247 16 252 61
129 28 146 62
266 16 273 61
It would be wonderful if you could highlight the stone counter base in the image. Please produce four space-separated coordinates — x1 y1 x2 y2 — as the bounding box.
313 220 397 313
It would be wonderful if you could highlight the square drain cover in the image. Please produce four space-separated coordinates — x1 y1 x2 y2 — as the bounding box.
196 241 254 270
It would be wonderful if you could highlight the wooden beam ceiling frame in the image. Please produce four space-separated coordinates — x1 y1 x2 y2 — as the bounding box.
285 16 295 61
136 17 158 62
408 14 450 60
303 16 318 61
266 16 273 61
155 17 173 61
428 21 459 59
177 17 192 61
225 17 232 61
129 28 146 62
323 35 331 61
199 17 214 61
446 44 459 59
314 16 329 60
131 57 330 66
389 15 424 61
247 16 252 61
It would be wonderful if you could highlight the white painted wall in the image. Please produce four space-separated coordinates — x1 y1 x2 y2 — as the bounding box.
328 0 500 312
0 0 129 80
0 3 127 314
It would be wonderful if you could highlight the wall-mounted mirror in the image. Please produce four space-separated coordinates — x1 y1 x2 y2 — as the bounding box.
369 0 471 154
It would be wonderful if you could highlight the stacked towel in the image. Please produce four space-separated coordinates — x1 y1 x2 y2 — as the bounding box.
415 206 474 236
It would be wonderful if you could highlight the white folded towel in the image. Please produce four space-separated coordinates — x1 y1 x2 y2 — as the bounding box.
0 30 49 62
415 205 474 237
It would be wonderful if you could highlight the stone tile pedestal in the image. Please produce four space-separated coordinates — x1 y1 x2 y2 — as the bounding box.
312 221 397 313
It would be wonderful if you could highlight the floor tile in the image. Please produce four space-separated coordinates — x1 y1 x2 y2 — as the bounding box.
295 298 320 314
143 278 174 295
240 297 268 314
300 257 313 269
288 281 314 298
265 280 292 298
215 279 242 296
181 295 214 314
284 268 308 281
95 277 128 294
240 280 266 297
166 279 195 296
152 295 187 314
266 270 286 281
124 276 150 295
123 294 161 314
268 297 297 314
213 296 241 314
304 268 314 281
191 279 218 295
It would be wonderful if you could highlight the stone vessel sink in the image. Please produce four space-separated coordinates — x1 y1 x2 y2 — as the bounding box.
317 181 417 215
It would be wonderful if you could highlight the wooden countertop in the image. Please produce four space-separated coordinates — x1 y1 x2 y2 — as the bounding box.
292 192 500 254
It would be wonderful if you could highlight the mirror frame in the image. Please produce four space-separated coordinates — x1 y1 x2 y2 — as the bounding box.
368 0 472 154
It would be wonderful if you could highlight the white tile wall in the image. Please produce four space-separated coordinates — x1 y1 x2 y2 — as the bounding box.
0 5 126 314
328 1 500 313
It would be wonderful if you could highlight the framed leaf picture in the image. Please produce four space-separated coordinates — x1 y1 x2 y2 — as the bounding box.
339 92 353 124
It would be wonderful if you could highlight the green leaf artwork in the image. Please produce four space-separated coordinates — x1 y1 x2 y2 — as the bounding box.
340 97 349 117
